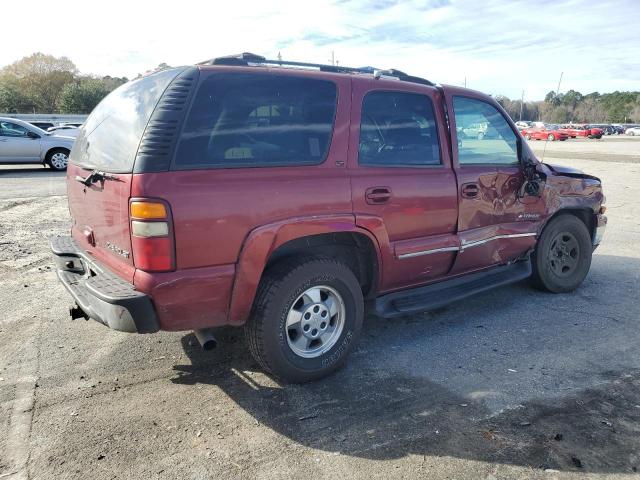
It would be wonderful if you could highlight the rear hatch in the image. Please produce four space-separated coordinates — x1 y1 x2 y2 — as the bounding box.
67 68 183 282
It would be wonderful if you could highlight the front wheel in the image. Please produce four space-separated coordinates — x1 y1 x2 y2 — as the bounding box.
525 133 532 140
547 134 555 141
531 214 592 293
46 148 69 171
245 257 364 383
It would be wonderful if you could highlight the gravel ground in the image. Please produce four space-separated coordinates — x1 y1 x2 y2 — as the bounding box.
1 139 639 480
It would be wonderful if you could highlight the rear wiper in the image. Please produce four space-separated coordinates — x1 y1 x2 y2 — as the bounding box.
75 170 119 186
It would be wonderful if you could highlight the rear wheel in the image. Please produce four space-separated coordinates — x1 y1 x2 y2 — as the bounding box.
245 257 363 383
525 133 532 140
531 214 592 293
46 148 69 171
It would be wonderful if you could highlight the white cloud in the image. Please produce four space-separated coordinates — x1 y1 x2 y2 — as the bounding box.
2 0 639 99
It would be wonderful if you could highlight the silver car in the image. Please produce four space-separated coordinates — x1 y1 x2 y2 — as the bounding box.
0 117 75 170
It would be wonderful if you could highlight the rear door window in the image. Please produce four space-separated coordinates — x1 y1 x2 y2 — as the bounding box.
69 68 181 173
174 73 337 169
358 91 441 166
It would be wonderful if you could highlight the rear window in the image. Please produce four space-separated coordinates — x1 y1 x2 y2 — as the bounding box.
69 68 181 172
174 73 337 169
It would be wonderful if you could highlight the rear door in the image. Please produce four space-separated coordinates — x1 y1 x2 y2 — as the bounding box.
67 68 183 281
445 90 538 274
0 121 41 162
349 79 458 292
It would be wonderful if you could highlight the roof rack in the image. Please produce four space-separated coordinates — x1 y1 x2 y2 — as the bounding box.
197 52 434 86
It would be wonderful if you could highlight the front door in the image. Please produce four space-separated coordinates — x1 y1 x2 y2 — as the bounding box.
445 91 538 274
0 121 41 162
349 81 458 292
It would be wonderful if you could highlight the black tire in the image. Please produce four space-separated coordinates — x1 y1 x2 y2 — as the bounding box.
531 214 592 293
245 257 364 383
45 148 70 171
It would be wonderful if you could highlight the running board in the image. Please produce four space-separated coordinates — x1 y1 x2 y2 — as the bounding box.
374 260 532 318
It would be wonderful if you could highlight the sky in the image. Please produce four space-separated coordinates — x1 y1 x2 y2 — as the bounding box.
2 0 639 100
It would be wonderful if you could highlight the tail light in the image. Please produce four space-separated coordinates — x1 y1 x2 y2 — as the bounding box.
129 199 175 272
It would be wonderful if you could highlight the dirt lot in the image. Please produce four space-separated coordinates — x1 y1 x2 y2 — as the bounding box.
1 137 639 480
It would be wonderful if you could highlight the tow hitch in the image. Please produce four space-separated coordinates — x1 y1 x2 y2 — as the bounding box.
69 304 88 320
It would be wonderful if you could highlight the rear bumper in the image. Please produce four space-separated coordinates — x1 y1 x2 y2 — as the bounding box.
50 236 159 333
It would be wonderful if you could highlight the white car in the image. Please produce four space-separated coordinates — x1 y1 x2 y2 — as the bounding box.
625 126 640 136
47 125 81 138
0 117 75 170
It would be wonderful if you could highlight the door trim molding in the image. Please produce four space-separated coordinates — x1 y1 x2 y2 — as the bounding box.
460 232 536 251
397 232 537 259
397 246 460 259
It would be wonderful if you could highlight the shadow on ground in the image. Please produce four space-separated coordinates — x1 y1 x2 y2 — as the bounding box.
171 254 640 474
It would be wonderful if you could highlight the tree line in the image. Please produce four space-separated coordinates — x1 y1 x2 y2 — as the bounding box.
2 53 640 122
0 53 130 114
496 89 640 124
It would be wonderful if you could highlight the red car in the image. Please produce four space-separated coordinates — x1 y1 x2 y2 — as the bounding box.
521 125 569 141
559 125 603 139
50 53 606 382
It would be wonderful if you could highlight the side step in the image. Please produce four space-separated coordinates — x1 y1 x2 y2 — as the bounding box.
375 260 532 318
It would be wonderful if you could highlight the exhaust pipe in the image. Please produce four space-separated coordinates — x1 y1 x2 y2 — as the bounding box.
194 328 217 350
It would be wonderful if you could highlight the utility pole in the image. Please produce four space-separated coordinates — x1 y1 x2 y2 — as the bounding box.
330 51 335 66
277 51 282 62
519 90 524 121
464 76 466 88
556 72 563 98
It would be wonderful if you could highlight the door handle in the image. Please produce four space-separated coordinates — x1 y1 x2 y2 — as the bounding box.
461 183 479 198
365 187 392 204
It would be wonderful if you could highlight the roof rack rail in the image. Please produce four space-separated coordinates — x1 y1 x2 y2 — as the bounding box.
197 52 434 86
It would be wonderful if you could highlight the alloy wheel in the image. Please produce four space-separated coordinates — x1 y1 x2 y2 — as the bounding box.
285 285 345 358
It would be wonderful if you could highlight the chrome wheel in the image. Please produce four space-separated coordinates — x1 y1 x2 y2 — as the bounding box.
547 134 555 141
50 151 68 170
548 232 579 277
285 285 345 359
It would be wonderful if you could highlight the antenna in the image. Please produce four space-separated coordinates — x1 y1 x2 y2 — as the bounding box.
541 71 564 163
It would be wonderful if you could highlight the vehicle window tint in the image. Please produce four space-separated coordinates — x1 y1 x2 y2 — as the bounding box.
0 121 29 137
174 73 337 169
358 91 440 166
453 96 518 165
69 68 181 173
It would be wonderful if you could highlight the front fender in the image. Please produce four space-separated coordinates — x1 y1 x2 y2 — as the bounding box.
227 214 383 325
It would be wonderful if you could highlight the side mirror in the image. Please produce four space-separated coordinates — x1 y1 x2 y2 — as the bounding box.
27 131 40 139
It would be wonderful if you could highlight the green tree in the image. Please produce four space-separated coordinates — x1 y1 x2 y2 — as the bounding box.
57 78 120 114
1 53 78 112
0 74 35 112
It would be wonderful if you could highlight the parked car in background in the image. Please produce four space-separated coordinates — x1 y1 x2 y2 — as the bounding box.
514 121 530 129
625 126 640 136
521 124 568 141
584 125 604 139
460 122 501 139
49 53 606 383
0 116 75 170
611 125 626 135
47 125 81 138
590 124 614 135
28 121 55 130
559 124 602 139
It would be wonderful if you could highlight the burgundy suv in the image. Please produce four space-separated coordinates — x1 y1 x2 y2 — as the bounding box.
51 53 606 382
